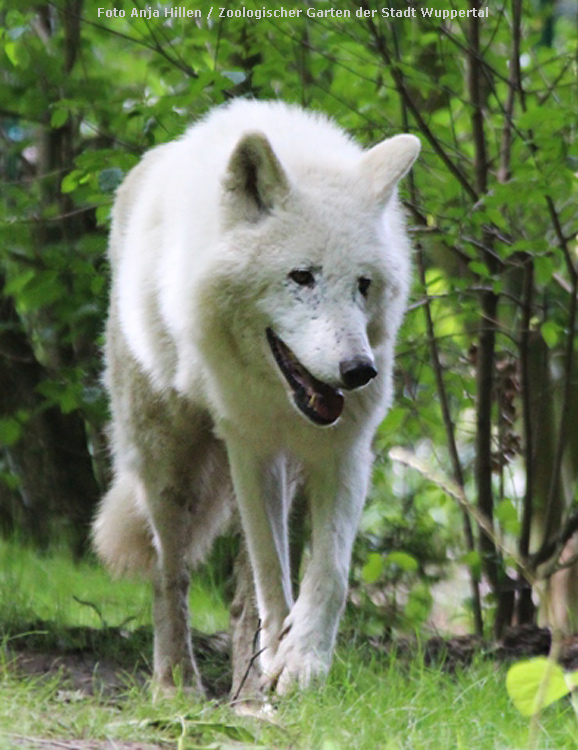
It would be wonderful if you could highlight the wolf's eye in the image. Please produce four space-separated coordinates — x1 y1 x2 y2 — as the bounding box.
358 277 372 297
289 269 315 287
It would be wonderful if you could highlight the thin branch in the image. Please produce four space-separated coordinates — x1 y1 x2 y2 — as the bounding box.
537 57 575 106
130 0 198 77
47 0 198 77
545 551 578 577
518 257 535 564
230 645 266 705
389 448 533 583
468 2 488 196
532 509 578 572
546 197 578 278
498 0 523 182
435 14 512 87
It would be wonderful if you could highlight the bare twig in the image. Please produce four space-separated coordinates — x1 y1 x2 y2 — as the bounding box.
498 0 523 182
518 258 535 564
230 646 266 705
47 0 198 77
389 448 533 583
467 1 488 195
533 509 578 572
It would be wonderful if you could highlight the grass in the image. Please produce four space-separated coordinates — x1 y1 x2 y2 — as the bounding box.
0 539 577 749
0 537 229 633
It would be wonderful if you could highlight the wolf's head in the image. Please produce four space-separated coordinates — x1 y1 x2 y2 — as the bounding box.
210 125 419 428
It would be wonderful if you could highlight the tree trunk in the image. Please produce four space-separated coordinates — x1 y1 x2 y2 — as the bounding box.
0 285 100 554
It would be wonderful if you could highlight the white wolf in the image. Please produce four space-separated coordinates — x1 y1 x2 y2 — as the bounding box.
93 99 419 696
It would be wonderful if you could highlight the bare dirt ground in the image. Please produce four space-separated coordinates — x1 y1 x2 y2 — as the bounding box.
4 625 231 697
10 648 145 696
6 622 578 696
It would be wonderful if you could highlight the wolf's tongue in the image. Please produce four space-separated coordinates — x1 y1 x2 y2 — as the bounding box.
266 328 344 426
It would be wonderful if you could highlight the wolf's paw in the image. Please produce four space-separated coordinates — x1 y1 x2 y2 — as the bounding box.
152 663 205 701
152 678 206 702
263 631 331 696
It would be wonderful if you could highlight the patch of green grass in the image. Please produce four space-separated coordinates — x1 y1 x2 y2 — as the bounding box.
277 653 578 749
0 537 229 633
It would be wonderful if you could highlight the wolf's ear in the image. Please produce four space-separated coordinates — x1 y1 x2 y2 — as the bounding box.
222 132 290 224
361 134 420 207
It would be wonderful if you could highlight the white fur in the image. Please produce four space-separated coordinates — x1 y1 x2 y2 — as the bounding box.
93 99 419 695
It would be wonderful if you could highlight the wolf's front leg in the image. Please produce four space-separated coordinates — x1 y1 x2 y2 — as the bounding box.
226 439 294 677
266 444 372 694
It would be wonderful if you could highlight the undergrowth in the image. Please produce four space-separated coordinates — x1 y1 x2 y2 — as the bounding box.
0 539 576 749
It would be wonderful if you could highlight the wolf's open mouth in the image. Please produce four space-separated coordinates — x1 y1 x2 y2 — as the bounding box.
266 328 344 426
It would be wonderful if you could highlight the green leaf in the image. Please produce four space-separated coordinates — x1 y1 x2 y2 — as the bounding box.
361 552 384 584
98 168 124 193
380 407 405 433
385 551 419 573
541 321 561 348
136 717 258 744
468 261 490 278
51 108 69 129
4 269 35 296
4 40 29 67
0 470 21 490
460 550 482 579
0 417 22 447
15 271 64 312
90 276 105 295
534 256 554 286
495 499 520 535
506 658 570 716
4 41 18 66
95 205 111 226
404 582 433 625
62 170 82 194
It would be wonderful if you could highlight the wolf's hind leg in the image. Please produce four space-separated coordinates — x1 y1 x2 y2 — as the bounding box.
146 484 204 695
230 538 262 705
93 470 203 692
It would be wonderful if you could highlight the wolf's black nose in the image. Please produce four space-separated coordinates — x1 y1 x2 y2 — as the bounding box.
339 357 378 390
